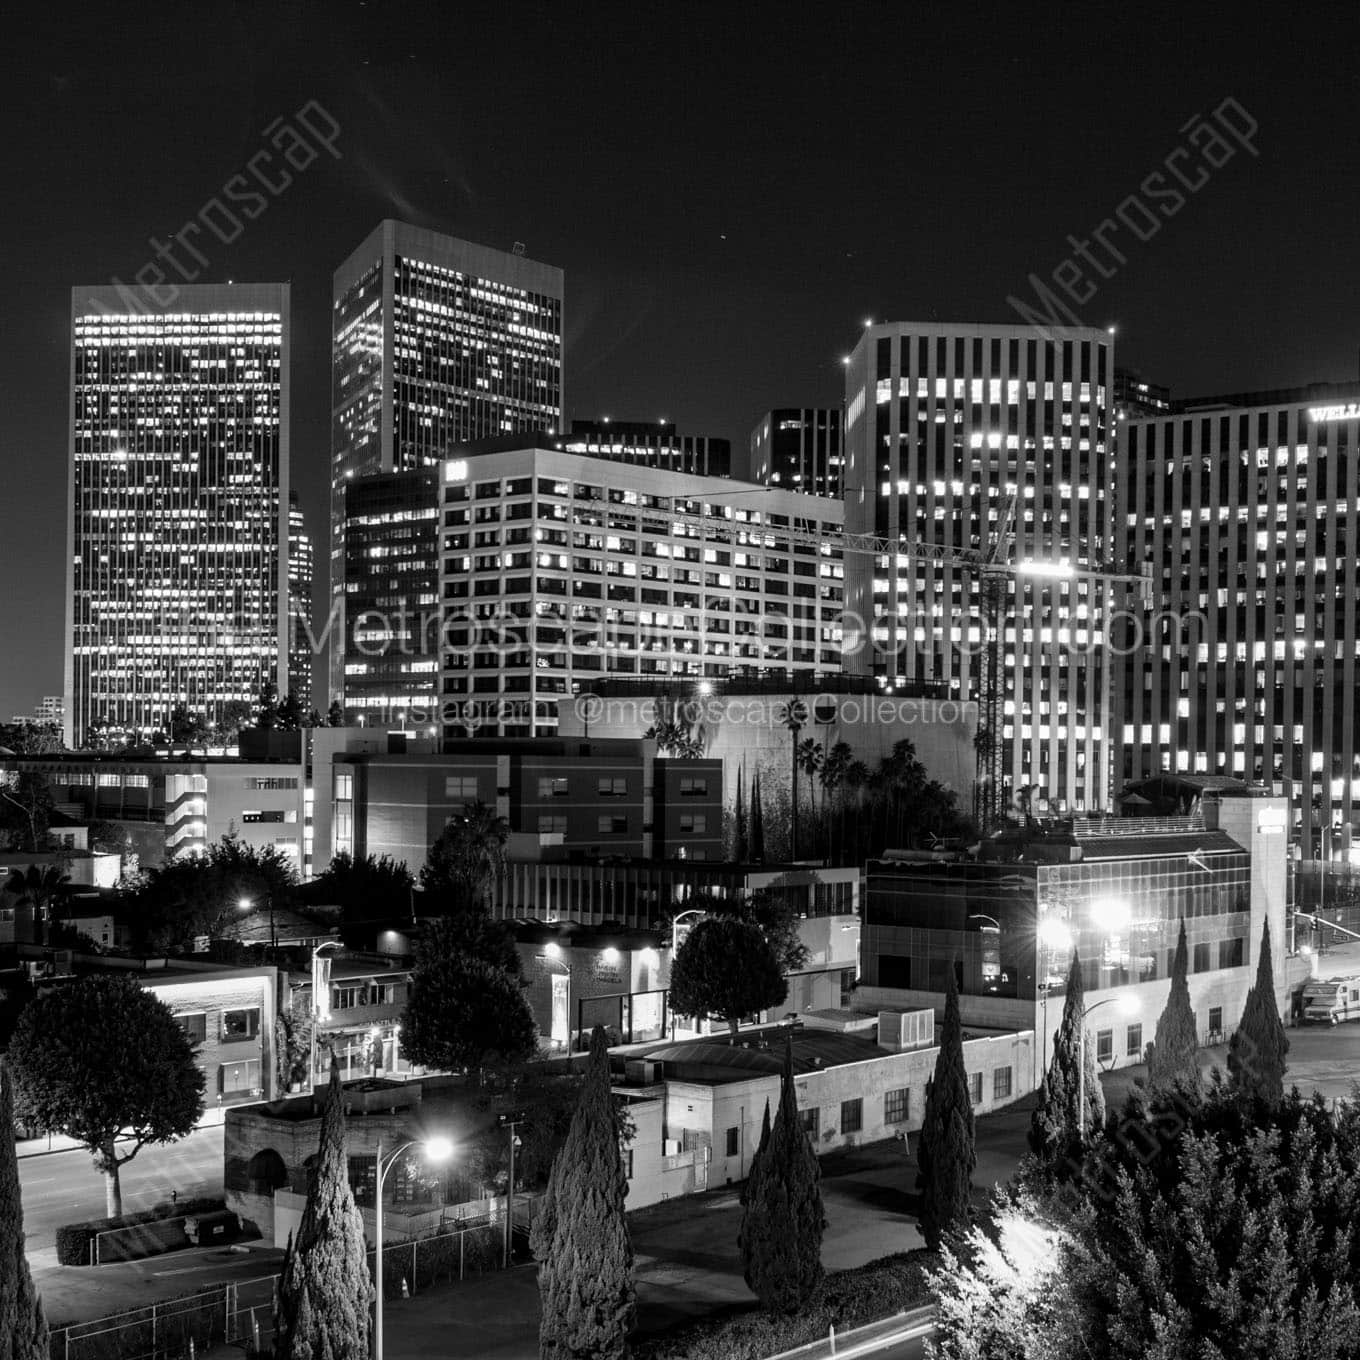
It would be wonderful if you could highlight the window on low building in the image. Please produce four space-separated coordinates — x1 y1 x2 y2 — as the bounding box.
1192 941 1211 973
597 815 627 834
969 1072 983 1105
537 777 569 798
725 1126 739 1157
537 816 566 834
679 777 707 796
445 776 478 799
840 1098 862 1134
1126 1022 1144 1057
597 777 628 797
993 1066 1013 1100
178 1012 207 1044
800 1106 819 1137
884 1087 909 1124
1208 1005 1223 1035
221 1008 260 1042
679 814 707 833
219 1059 261 1096
1096 1029 1113 1064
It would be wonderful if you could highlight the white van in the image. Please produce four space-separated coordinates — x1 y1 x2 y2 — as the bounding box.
1300 975 1360 1025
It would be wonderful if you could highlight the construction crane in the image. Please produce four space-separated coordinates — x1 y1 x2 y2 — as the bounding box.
571 491 1150 829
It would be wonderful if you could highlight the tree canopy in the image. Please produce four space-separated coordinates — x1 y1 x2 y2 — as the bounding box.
1228 918 1288 1110
401 928 537 1078
420 801 510 911
8 976 204 1216
916 966 976 1250
1145 918 1201 1095
668 916 788 1035
310 850 413 940
0 1060 46 1357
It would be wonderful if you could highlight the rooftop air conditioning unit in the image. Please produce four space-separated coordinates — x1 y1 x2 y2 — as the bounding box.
624 1059 660 1085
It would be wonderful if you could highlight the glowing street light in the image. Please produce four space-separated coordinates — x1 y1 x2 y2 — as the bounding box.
375 1136 453 1360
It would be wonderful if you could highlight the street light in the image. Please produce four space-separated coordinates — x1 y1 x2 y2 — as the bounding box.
309 940 344 1089
1035 917 1073 1083
239 894 276 958
1077 994 1139 1138
374 1135 453 1360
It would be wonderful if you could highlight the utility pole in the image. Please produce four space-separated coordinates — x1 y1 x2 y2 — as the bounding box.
500 1113 524 1268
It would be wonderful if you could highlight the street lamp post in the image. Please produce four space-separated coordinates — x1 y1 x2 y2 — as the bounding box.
239 893 277 959
309 940 344 1089
373 1135 454 1360
1077 995 1138 1139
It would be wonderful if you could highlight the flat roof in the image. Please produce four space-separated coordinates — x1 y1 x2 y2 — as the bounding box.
639 1028 887 1083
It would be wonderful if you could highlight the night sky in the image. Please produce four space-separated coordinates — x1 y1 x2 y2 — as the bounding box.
3 1 1359 717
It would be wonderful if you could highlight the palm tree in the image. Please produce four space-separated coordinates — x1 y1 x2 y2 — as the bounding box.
796 738 825 858
422 801 511 911
780 701 807 860
842 759 870 864
819 742 853 866
5 865 68 943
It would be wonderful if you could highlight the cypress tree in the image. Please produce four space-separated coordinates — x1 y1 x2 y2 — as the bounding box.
1146 918 1202 1095
734 766 749 863
916 966 976 1250
531 1026 635 1360
739 1043 825 1311
1028 951 1104 1172
1228 917 1289 1108
750 770 765 863
274 1059 370 1360
0 1061 46 1360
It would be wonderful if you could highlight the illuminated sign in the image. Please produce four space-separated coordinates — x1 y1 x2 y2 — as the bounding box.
1257 807 1287 833
445 459 469 482
1307 404 1360 422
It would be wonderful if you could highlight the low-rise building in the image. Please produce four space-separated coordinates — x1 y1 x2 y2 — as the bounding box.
857 790 1288 1077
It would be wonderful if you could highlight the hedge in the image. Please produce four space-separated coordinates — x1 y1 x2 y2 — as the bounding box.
631 1250 934 1360
55 1197 225 1266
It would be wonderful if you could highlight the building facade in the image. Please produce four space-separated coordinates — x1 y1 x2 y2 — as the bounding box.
330 220 564 691
560 420 732 477
843 321 1119 813
340 469 441 727
288 494 313 706
439 446 844 737
1115 385 1360 854
857 793 1288 1076
66 284 291 748
747 408 843 499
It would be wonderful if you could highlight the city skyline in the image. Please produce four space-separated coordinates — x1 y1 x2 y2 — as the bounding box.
5 5 1360 724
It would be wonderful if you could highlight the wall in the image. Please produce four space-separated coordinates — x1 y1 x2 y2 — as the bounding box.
661 1028 1036 1187
147 970 278 1109
618 1095 708 1209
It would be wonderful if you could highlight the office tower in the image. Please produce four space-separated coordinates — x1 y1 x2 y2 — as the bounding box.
559 420 731 477
66 283 290 748
748 408 844 498
1115 383 1360 855
1113 368 1172 421
340 469 441 728
330 222 564 667
440 444 844 737
288 494 314 705
842 322 1116 814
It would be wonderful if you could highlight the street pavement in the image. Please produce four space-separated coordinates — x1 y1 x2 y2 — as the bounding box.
18 1125 224 1250
29 1015 1360 1356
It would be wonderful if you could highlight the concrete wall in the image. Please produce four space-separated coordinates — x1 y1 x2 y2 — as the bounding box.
660 1028 1035 1187
147 969 278 1109
618 1095 708 1209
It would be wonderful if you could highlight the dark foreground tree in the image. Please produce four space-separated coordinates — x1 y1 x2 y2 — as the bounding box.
668 916 788 1035
9 977 204 1216
739 1041 825 1311
1228 917 1289 1109
916 967 975 1250
421 801 510 911
402 944 537 1079
0 1061 47 1358
1028 950 1104 1176
531 1027 635 1360
1146 918 1201 1095
274 1061 369 1360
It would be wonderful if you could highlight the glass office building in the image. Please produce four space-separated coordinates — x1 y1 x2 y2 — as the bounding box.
748 408 844 499
1116 384 1360 855
65 284 291 747
330 221 564 703
340 469 441 728
288 493 313 705
842 322 1118 813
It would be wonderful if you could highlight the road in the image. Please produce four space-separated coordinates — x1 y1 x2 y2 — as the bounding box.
19 1125 224 1249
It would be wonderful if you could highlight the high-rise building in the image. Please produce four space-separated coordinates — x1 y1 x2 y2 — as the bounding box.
340 469 441 729
747 408 844 498
66 284 290 748
288 493 314 706
842 322 1117 813
1114 382 1360 854
1113 368 1172 421
559 420 731 477
439 445 844 737
329 221 564 696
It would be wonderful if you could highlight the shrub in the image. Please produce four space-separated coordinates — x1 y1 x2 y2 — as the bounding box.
632 1251 933 1360
55 1197 224 1266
